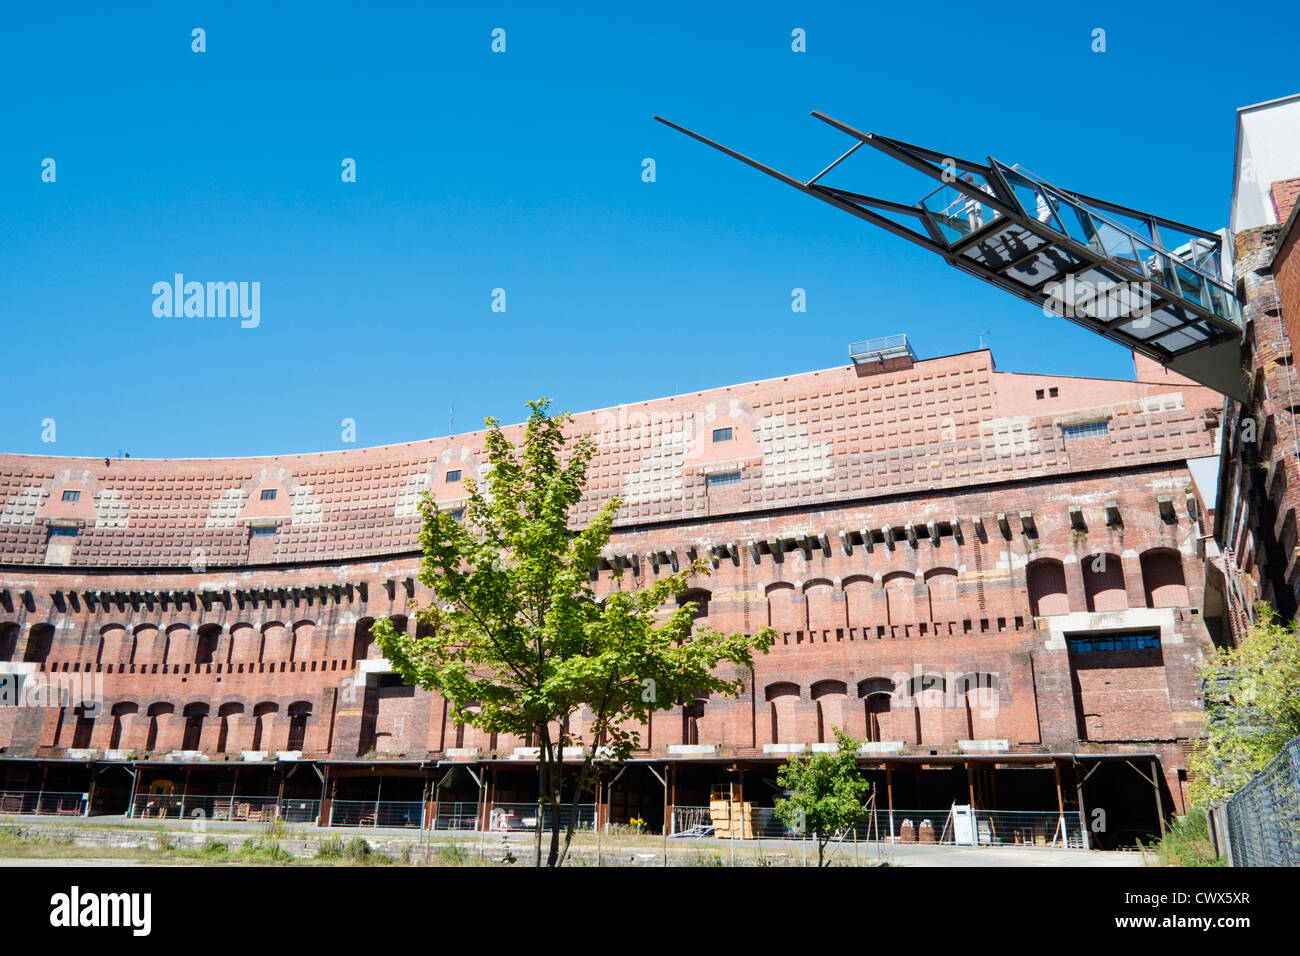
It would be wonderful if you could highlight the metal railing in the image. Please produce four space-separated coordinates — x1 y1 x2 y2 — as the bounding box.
431 801 479 831
130 793 280 821
328 799 424 829
1222 736 1300 866
488 802 596 832
668 805 1084 848
0 790 87 816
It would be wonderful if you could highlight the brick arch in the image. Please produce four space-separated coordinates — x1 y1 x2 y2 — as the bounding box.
881 571 917 626
1082 552 1127 612
764 681 801 746
803 578 840 634
1140 548 1189 608
676 587 711 621
923 567 959 619
765 582 798 639
97 623 129 666
843 574 876 633
291 619 318 661
811 679 849 744
858 677 896 743
1027 558 1069 616
194 623 221 665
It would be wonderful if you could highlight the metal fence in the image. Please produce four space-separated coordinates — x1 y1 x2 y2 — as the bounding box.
0 789 87 816
667 804 1084 848
328 799 424 828
489 802 597 832
431 801 479 831
1220 737 1300 866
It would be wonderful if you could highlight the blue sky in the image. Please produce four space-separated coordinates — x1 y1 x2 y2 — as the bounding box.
2 1 1296 459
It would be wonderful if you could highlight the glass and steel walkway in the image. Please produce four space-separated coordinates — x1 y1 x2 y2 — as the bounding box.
655 112 1247 400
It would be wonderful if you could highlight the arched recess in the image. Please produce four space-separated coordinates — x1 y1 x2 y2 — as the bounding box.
145 703 175 752
677 588 711 622
261 622 288 663
163 623 190 667
764 682 801 744
924 567 959 620
181 702 209 750
195 623 220 666
1082 553 1127 612
1140 549 1189 608
109 702 138 750
906 673 946 746
287 701 312 750
228 623 258 663
352 618 376 663
858 677 895 743
954 673 1001 739
811 679 849 744
291 621 316 662
804 579 840 635
765 582 798 642
23 624 53 664
881 571 916 626
216 702 244 753
132 624 161 666
842 575 875 633
1027 559 1069 616
251 702 279 751
97 624 128 666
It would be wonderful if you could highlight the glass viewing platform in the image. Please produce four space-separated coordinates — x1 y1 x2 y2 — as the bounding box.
655 111 1247 401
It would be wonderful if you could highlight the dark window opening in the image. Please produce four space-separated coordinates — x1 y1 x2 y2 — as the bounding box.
706 471 742 488
712 427 733 442
61 490 81 502
446 469 462 482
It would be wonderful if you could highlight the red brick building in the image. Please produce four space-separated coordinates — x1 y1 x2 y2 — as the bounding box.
0 342 1223 844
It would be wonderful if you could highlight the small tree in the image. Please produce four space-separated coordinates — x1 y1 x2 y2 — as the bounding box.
773 728 870 866
1190 603 1300 806
372 399 771 866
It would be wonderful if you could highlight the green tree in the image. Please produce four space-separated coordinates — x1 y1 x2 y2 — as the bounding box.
772 728 870 866
1190 603 1300 806
371 399 771 867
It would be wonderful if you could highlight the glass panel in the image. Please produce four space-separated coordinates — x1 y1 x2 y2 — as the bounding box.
920 175 999 241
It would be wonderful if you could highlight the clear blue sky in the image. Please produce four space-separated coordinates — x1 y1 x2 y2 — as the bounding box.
3 1 1296 458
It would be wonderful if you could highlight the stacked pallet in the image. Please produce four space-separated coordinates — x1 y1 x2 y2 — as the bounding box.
710 785 757 839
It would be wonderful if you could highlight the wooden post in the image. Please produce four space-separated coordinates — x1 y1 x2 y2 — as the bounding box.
1152 759 1166 839
886 765 894 841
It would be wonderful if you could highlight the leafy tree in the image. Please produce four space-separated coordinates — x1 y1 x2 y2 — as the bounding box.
772 728 870 866
371 399 771 867
1190 602 1300 806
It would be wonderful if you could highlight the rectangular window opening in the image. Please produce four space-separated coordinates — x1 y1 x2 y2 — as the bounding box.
61 490 81 502
706 471 742 488
712 427 733 442
1062 420 1109 440
446 469 462 482
260 489 277 501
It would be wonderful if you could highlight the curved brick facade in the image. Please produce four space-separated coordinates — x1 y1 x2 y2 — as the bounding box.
0 347 1223 839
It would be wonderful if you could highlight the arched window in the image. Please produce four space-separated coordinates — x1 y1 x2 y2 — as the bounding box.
1027 559 1069 616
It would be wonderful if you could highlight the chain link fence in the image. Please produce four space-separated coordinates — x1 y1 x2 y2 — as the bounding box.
1215 736 1300 866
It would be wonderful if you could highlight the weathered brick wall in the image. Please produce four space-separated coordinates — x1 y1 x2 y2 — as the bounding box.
0 349 1221 811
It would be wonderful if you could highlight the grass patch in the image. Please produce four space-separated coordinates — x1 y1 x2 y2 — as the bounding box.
1143 809 1225 867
